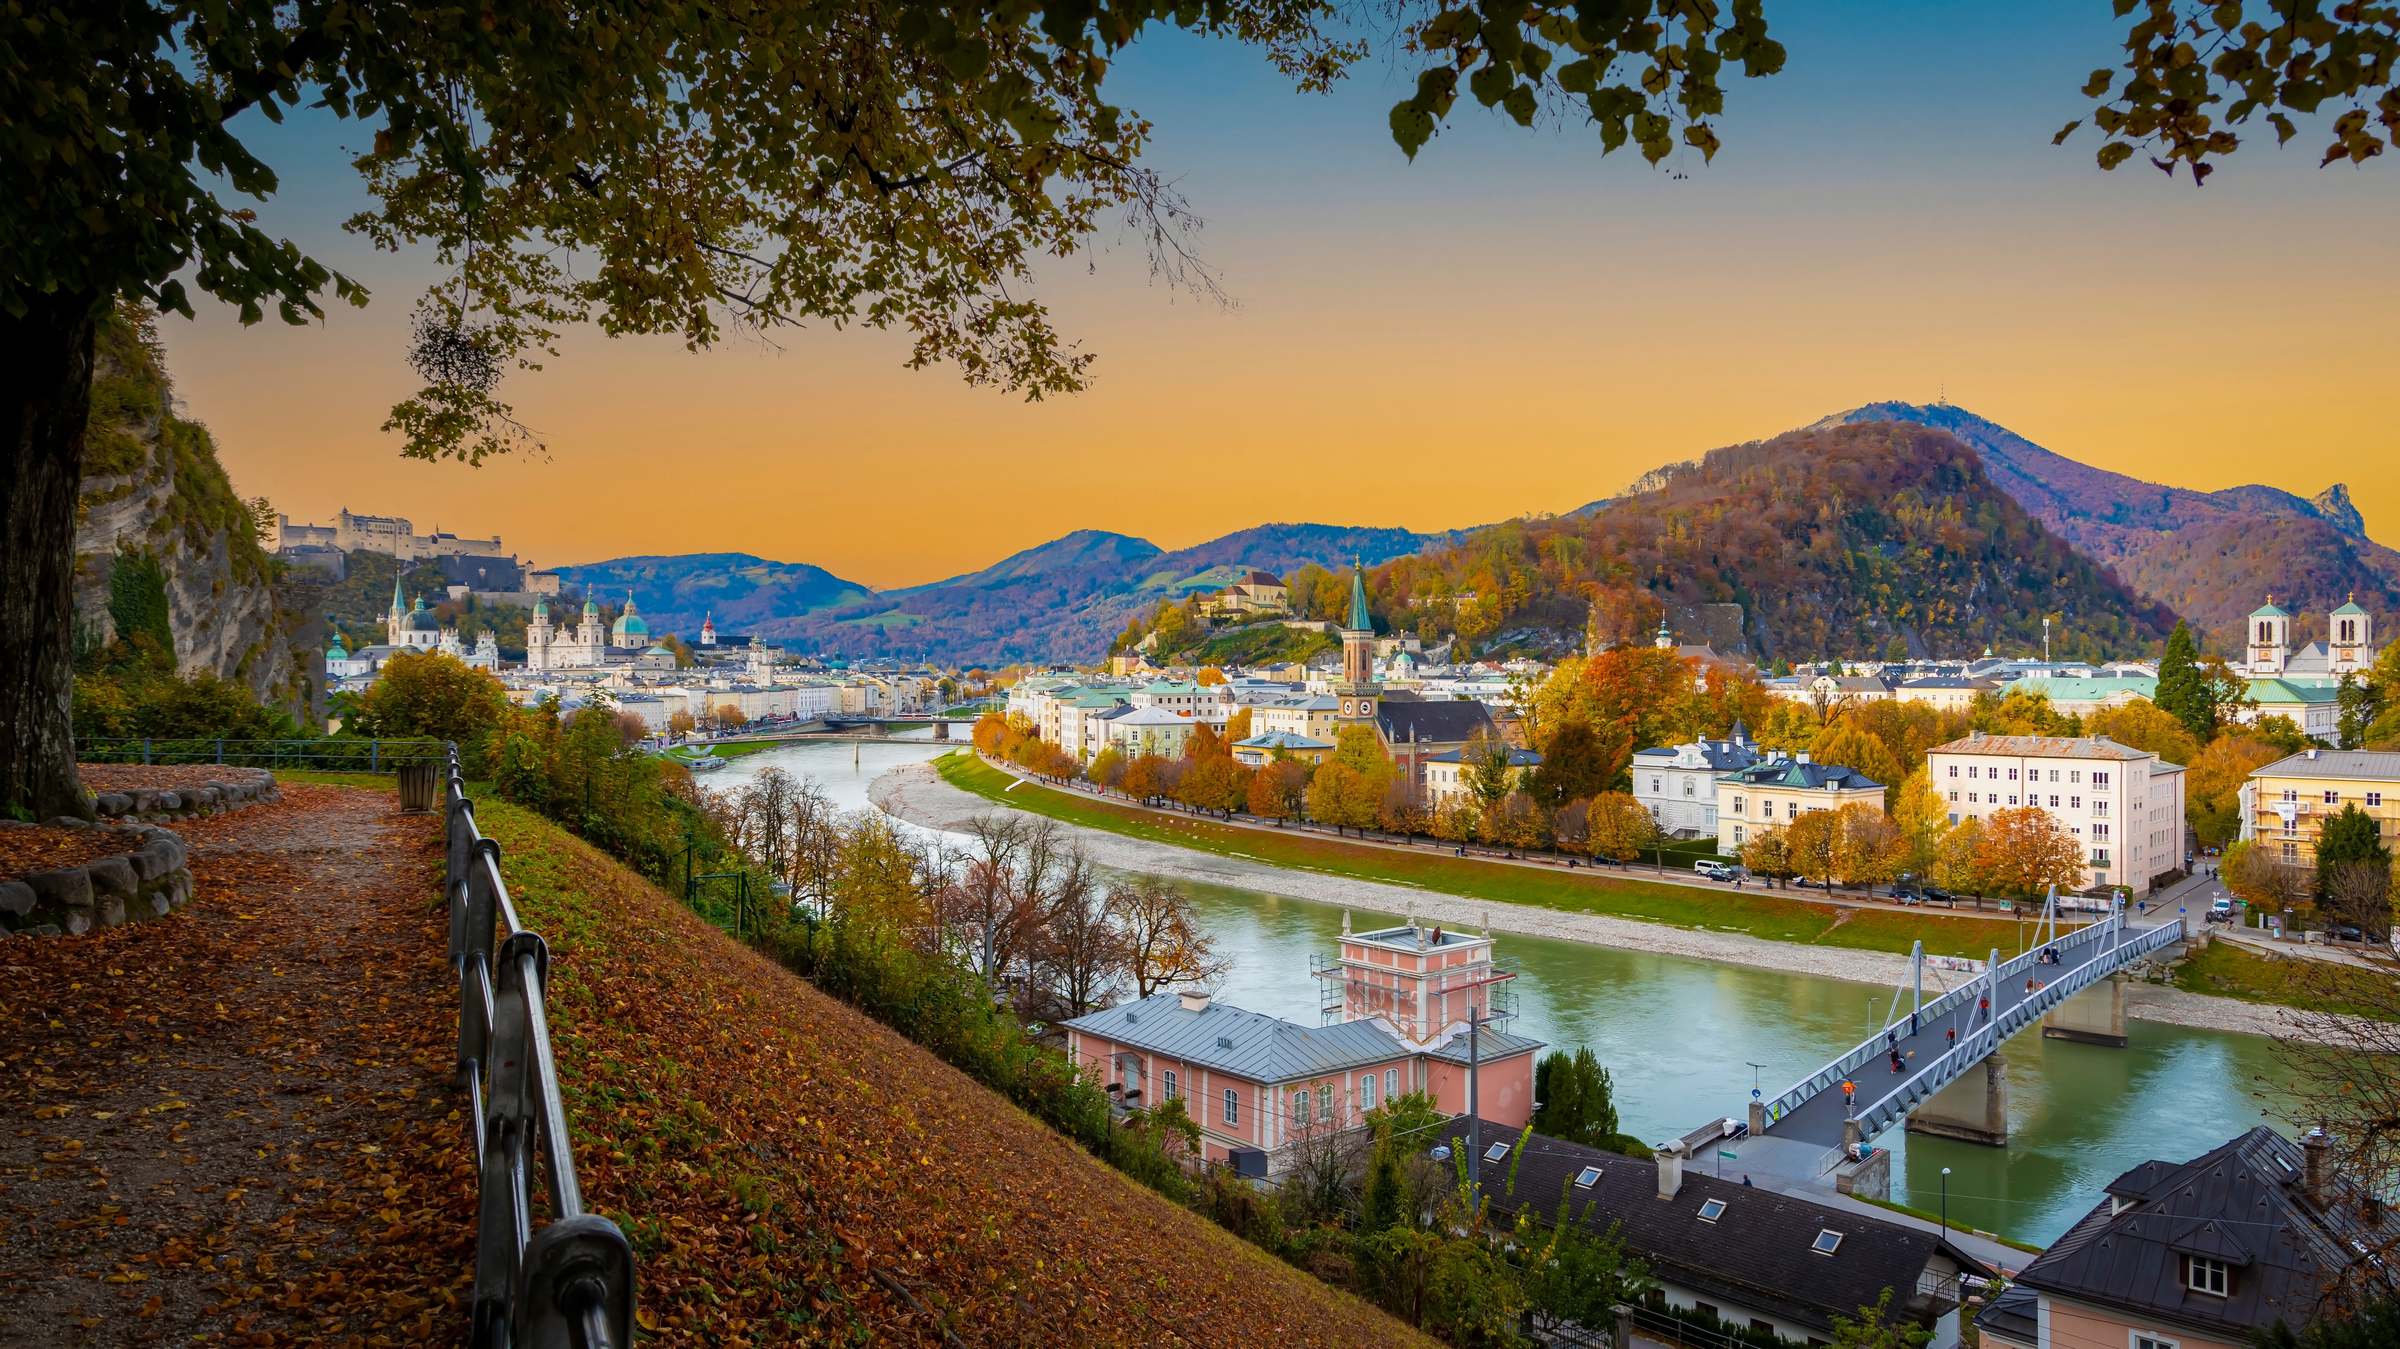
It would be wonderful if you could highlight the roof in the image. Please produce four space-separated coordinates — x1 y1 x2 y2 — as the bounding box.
1375 699 1499 747
1060 993 1535 1084
2251 750 2400 782
1975 1283 2038 1346
2013 1127 2384 1338
2248 679 2344 706
1345 563 1372 633
1722 758 1884 792
1243 570 1284 587
2333 597 2370 617
1901 677 1992 690
1633 738 1762 772
2007 676 2159 702
1450 1119 1988 1337
2251 600 2294 618
1115 705 1199 727
1233 731 1333 751
1424 746 1544 767
1927 734 2161 762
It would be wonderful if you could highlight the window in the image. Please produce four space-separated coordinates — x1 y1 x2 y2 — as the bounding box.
2094 823 2110 838
2070 795 2082 809
2094 772 2111 788
1753 1320 1777 1336
2283 841 2300 862
1386 1069 1398 1103
1697 1198 1727 1222
1812 1230 1844 1255
1651 776 1662 793
1694 1303 1719 1321
2093 849 2111 865
1949 791 1959 802
1967 793 1978 804
1362 1072 1378 1112
1733 825 1747 845
2135 1334 2181 1349
2050 795 2061 808
2325 790 2342 805
2186 1257 2230 1295
2050 769 2061 782
1685 778 1696 797
1163 1070 1178 1100
2009 768 2020 781
1574 1165 1603 1188
2072 771 2082 784
1948 765 1959 778
1734 795 1746 815
1969 766 1979 779
1948 813 1960 825
1317 1085 1333 1123
1224 1089 1239 1125
1484 1142 1510 1162
2371 792 2385 807
2009 795 2019 806
1786 801 1798 819
1294 1091 1310 1128
2095 799 2110 816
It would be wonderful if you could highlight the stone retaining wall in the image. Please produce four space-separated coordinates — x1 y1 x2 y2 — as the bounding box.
2 822 194 937
82 767 279 824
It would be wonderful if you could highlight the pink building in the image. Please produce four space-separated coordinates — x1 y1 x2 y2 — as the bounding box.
1060 917 1541 1175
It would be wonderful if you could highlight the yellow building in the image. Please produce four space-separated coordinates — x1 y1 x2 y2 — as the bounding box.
2238 749 2400 866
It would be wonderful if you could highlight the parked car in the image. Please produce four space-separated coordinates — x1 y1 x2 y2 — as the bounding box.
1921 886 1956 904
2325 924 2366 944
2207 898 2233 923
1693 860 1726 875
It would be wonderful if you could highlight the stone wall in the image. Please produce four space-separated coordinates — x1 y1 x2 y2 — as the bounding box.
84 767 280 824
2 824 194 937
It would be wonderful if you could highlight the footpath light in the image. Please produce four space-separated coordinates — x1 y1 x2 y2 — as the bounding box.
1941 1167 1952 1240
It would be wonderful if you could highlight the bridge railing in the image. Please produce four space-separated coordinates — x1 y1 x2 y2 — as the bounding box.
446 747 636 1347
1757 908 2134 1128
1848 918 2182 1138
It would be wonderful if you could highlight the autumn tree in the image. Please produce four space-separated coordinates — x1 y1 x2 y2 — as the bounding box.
2225 839 2310 919
2085 700 2200 766
1970 688 2080 738
1121 754 1171 804
1932 816 1990 903
667 709 697 740
1380 778 1429 839
1528 719 1612 808
1466 735 1518 809
2184 735 2280 846
1032 857 1129 1019
1550 798 1591 856
1784 809 1840 890
1249 759 1310 821
1115 876 1229 998
1890 765 1954 873
1739 825 1793 888
1975 806 2087 900
1584 792 1658 864
1225 708 1255 743
1808 717 1906 810
1831 802 1909 895
340 649 510 766
1088 745 1129 790
1483 792 1549 853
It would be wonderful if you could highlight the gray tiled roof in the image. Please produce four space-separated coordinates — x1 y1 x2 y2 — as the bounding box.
1722 759 1884 792
2254 750 2400 781
1062 993 1535 1084
1452 1119 1987 1337
1926 734 2159 761
2014 1127 2384 1338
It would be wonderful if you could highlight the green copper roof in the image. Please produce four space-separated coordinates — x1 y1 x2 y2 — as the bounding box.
1346 562 1372 633
2333 597 2369 617
2250 600 2292 618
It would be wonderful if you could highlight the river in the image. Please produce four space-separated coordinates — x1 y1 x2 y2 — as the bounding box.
712 737 2299 1248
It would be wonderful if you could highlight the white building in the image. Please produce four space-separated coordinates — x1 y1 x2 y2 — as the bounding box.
2245 595 2379 678
1632 721 1760 839
1714 755 1887 855
1924 732 2187 896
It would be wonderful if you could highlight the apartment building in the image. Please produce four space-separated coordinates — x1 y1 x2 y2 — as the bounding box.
2236 748 2400 866
1715 755 1887 854
1924 732 2187 895
1633 721 1760 839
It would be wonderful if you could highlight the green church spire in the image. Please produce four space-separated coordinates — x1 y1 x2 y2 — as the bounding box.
1346 560 1372 633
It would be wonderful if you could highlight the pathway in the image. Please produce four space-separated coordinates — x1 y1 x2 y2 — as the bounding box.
0 784 469 1348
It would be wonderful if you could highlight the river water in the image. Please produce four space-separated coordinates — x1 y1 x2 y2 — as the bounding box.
713 737 2299 1248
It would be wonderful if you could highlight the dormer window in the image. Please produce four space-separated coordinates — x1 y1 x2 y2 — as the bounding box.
2110 1195 2136 1216
2185 1256 2229 1296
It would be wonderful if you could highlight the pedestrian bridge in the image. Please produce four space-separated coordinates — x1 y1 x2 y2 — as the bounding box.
1748 898 2185 1150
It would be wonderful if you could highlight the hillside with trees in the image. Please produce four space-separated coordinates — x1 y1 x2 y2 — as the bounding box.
1819 403 2399 653
1358 421 2176 664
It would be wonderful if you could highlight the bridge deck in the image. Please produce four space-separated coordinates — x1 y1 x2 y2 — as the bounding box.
1757 911 2183 1151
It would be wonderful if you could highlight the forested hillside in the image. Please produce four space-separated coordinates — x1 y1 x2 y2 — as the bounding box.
1820 403 2398 653
1360 421 2176 663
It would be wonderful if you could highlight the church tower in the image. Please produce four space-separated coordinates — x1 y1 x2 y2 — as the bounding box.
1337 561 1378 722
526 597 554 671
2331 595 2374 674
385 578 407 646
2246 597 2291 675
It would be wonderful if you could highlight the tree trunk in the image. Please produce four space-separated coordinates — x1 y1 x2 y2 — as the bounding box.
0 289 102 822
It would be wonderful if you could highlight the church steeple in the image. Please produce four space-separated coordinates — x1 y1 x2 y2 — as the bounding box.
1338 559 1377 721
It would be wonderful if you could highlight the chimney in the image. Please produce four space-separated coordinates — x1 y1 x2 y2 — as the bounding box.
1656 1142 1687 1200
2308 747 2322 761
2304 1127 2330 1204
1178 991 1211 1013
1796 752 1812 765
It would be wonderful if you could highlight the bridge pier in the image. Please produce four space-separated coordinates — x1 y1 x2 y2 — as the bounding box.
1905 1051 2010 1146
2042 972 2128 1047
933 721 949 741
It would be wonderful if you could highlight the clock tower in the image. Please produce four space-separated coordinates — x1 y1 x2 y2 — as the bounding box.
1337 561 1378 722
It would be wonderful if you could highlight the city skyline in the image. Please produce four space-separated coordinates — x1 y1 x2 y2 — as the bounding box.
155 0 2396 589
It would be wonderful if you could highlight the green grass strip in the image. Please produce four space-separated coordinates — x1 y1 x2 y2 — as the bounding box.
935 752 2043 960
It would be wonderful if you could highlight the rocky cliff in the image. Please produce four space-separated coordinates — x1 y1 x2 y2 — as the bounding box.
73 308 323 722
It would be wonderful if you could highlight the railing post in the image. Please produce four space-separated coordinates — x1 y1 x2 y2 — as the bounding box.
372 740 380 774
143 737 152 766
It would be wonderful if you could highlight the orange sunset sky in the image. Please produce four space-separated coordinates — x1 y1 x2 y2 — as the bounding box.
161 3 2398 590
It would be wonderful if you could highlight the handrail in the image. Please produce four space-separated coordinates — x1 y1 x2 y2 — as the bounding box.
445 745 636 1348
75 736 446 773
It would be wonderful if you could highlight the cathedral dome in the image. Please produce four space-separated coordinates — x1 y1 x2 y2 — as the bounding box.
404 598 441 632
612 594 649 640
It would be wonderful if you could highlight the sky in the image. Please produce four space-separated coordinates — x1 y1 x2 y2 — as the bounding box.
159 0 2399 590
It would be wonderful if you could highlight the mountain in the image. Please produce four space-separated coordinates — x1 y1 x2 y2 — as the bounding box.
900 530 1162 593
550 553 877 633
1817 402 2399 651
758 523 1446 665
1367 421 2177 663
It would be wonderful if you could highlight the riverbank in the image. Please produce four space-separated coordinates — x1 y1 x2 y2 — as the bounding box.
872 759 2305 1039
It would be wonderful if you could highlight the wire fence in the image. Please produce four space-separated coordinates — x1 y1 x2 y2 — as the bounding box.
75 737 447 773
445 746 635 1347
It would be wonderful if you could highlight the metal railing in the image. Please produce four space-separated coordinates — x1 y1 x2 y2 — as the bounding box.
446 746 636 1348
76 736 447 773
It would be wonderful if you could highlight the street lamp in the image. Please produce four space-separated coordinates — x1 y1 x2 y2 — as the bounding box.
1941 1167 1952 1240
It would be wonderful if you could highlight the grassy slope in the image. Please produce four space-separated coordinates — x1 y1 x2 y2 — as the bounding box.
935 754 2043 961
2172 938 2396 1021
473 797 1425 1348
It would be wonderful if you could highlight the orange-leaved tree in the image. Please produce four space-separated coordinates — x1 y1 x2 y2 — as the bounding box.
1784 809 1840 889
1975 806 2087 900
1831 801 1909 894
1584 792 1657 863
1248 759 1310 821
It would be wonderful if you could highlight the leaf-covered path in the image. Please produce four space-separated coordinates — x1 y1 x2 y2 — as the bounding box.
0 784 470 1347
